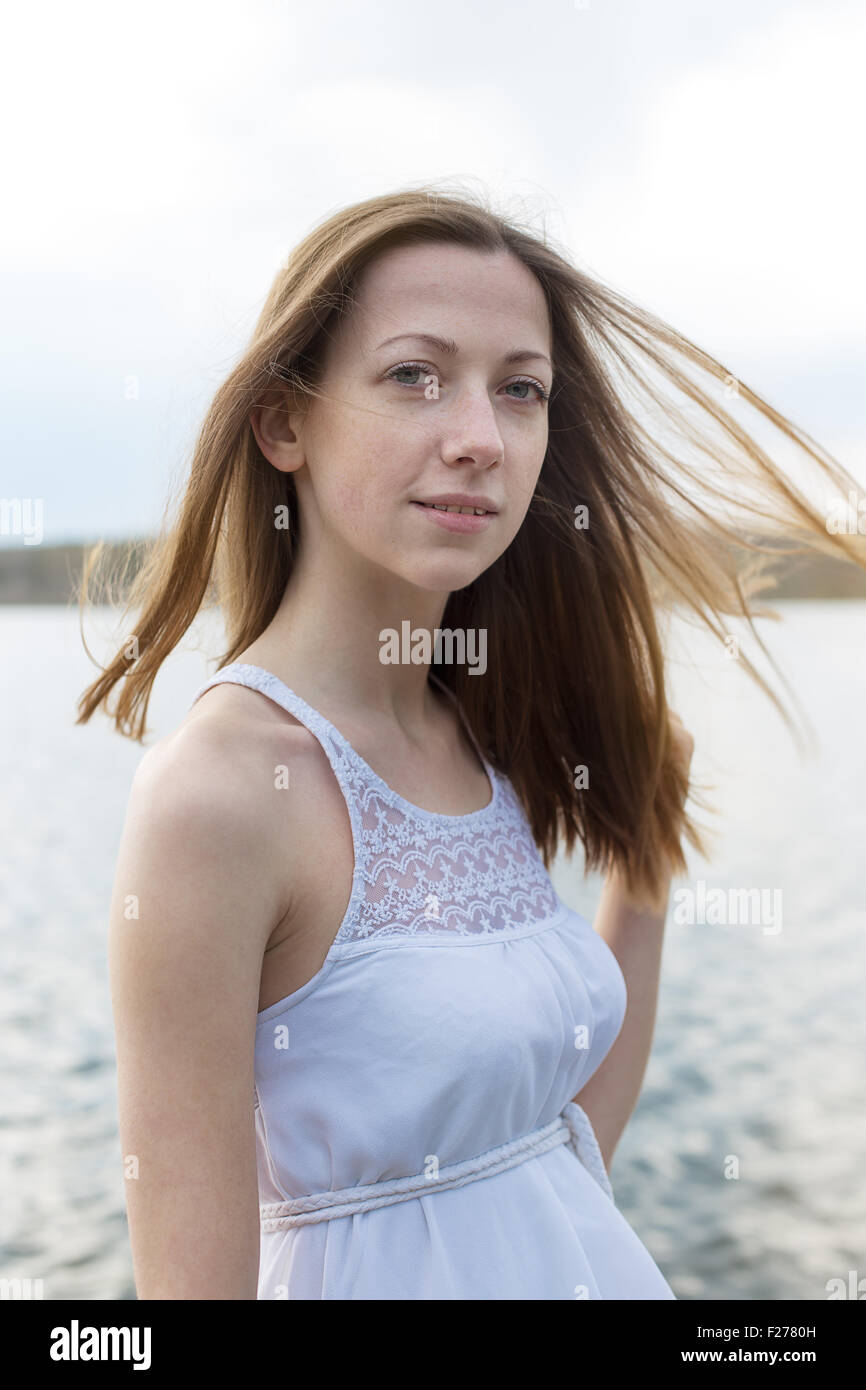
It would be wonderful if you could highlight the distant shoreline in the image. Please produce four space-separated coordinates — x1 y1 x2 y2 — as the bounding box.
1 537 866 603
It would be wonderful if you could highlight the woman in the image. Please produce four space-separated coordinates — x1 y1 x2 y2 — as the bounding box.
77 186 864 1299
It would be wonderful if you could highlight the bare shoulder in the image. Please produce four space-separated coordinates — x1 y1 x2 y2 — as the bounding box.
144 677 313 777
138 680 325 815
131 680 343 921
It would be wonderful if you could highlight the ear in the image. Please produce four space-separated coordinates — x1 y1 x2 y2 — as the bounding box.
249 389 308 475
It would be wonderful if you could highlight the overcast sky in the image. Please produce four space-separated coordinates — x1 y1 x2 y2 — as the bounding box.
2 0 864 545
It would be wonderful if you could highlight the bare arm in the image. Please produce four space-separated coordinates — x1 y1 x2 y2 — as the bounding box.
572 869 670 1171
573 710 694 1171
108 724 290 1299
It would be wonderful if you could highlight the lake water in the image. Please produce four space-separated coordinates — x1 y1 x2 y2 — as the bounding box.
1 603 864 1300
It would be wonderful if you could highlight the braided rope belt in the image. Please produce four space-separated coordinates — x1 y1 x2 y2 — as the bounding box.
259 1100 614 1232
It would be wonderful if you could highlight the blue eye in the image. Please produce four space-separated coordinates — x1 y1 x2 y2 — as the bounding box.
384 361 549 403
504 378 550 403
386 362 430 388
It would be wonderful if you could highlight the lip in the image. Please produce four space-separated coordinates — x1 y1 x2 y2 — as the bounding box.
413 493 499 513
410 501 494 534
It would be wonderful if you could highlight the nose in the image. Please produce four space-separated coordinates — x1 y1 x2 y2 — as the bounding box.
439 384 505 469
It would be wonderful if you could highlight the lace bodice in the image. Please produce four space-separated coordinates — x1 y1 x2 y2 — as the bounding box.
190 662 562 956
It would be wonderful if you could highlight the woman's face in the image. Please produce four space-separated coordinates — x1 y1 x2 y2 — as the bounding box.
260 241 553 595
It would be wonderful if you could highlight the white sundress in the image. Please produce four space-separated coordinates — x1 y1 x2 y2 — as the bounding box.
189 662 676 1301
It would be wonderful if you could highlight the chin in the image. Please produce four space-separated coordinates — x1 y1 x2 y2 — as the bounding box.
405 552 491 589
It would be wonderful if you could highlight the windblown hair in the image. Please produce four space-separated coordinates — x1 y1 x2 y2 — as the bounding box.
75 182 866 900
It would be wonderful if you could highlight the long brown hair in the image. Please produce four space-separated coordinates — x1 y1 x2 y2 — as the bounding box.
75 183 866 901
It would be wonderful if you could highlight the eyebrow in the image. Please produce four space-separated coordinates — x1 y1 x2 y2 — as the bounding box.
375 332 552 371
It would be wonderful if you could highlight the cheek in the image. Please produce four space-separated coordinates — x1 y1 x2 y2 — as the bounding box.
322 413 414 521
324 452 395 530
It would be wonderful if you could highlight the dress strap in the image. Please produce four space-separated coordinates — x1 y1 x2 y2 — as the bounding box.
188 660 368 922
191 662 489 777
190 662 352 761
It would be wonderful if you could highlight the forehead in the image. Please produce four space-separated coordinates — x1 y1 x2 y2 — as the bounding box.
343 242 551 355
